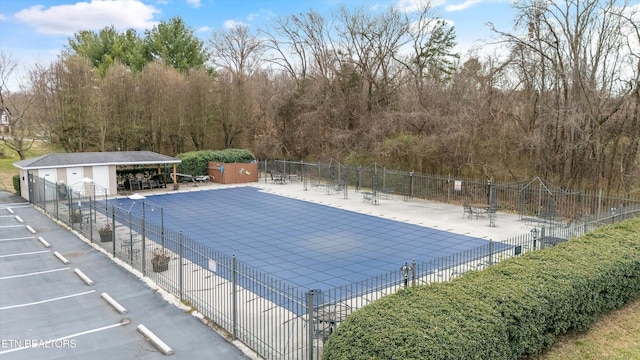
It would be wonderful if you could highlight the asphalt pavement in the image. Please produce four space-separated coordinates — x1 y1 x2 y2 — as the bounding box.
0 191 253 360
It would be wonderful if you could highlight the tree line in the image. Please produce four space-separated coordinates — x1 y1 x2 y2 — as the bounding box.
1 0 639 194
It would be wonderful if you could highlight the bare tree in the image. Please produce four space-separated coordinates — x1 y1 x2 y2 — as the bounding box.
396 4 458 104
490 0 637 190
183 68 217 150
45 56 100 152
137 61 187 154
208 25 265 80
207 24 266 149
0 52 37 159
263 10 337 83
98 62 142 151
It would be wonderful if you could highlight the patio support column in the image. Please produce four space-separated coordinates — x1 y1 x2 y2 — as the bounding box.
172 164 178 189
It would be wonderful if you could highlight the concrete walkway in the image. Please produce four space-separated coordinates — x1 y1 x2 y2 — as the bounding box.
150 178 534 243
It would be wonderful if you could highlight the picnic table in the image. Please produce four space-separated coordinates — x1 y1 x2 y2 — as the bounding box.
471 204 489 217
464 203 488 219
362 191 378 204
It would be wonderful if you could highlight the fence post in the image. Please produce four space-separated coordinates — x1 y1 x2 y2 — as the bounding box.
411 259 417 287
160 207 165 248
142 203 146 277
410 171 414 199
179 231 183 301
111 205 116 258
232 255 237 341
488 239 494 266
597 188 602 220
55 187 59 220
447 174 451 203
302 162 308 191
383 167 386 190
307 289 315 360
89 196 93 243
343 166 348 199
128 211 133 264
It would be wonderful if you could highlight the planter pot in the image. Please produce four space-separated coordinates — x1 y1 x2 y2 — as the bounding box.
99 231 112 242
152 258 170 272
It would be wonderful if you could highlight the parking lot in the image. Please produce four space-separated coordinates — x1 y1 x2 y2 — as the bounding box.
0 191 252 359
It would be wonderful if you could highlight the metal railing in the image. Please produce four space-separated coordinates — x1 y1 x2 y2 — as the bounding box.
26 169 640 360
261 160 640 223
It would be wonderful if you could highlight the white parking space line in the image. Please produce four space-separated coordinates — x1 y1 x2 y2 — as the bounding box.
0 225 28 228
0 290 96 311
0 319 129 355
0 267 69 280
0 250 50 258
0 236 35 242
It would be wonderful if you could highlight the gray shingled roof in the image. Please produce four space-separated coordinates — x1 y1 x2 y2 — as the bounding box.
14 151 180 170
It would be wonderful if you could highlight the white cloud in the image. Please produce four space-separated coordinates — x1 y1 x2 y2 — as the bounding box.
246 9 276 22
0 13 6 21
198 25 212 33
398 0 502 13
186 0 201 8
223 19 248 29
14 0 160 35
396 0 447 12
445 0 484 12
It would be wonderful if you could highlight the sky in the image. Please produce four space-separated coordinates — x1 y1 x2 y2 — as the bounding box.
0 0 518 91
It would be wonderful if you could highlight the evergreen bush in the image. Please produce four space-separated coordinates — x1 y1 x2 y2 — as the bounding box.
323 219 640 359
12 175 20 196
176 149 255 175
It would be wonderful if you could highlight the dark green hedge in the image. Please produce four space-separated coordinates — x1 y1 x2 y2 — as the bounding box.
323 219 640 360
12 175 20 196
176 149 255 176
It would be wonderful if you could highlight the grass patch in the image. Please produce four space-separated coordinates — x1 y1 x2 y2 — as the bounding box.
536 297 640 360
0 141 57 192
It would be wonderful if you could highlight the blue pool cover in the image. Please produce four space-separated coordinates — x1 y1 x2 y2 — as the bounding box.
109 187 498 291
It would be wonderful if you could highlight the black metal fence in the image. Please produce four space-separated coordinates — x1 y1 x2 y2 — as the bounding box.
26 165 640 360
261 160 640 223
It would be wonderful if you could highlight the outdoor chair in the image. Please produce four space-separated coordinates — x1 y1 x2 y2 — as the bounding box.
269 171 286 184
463 202 475 218
379 187 394 199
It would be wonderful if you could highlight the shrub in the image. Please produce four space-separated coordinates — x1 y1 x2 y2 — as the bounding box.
323 219 640 360
12 175 20 196
176 149 255 175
